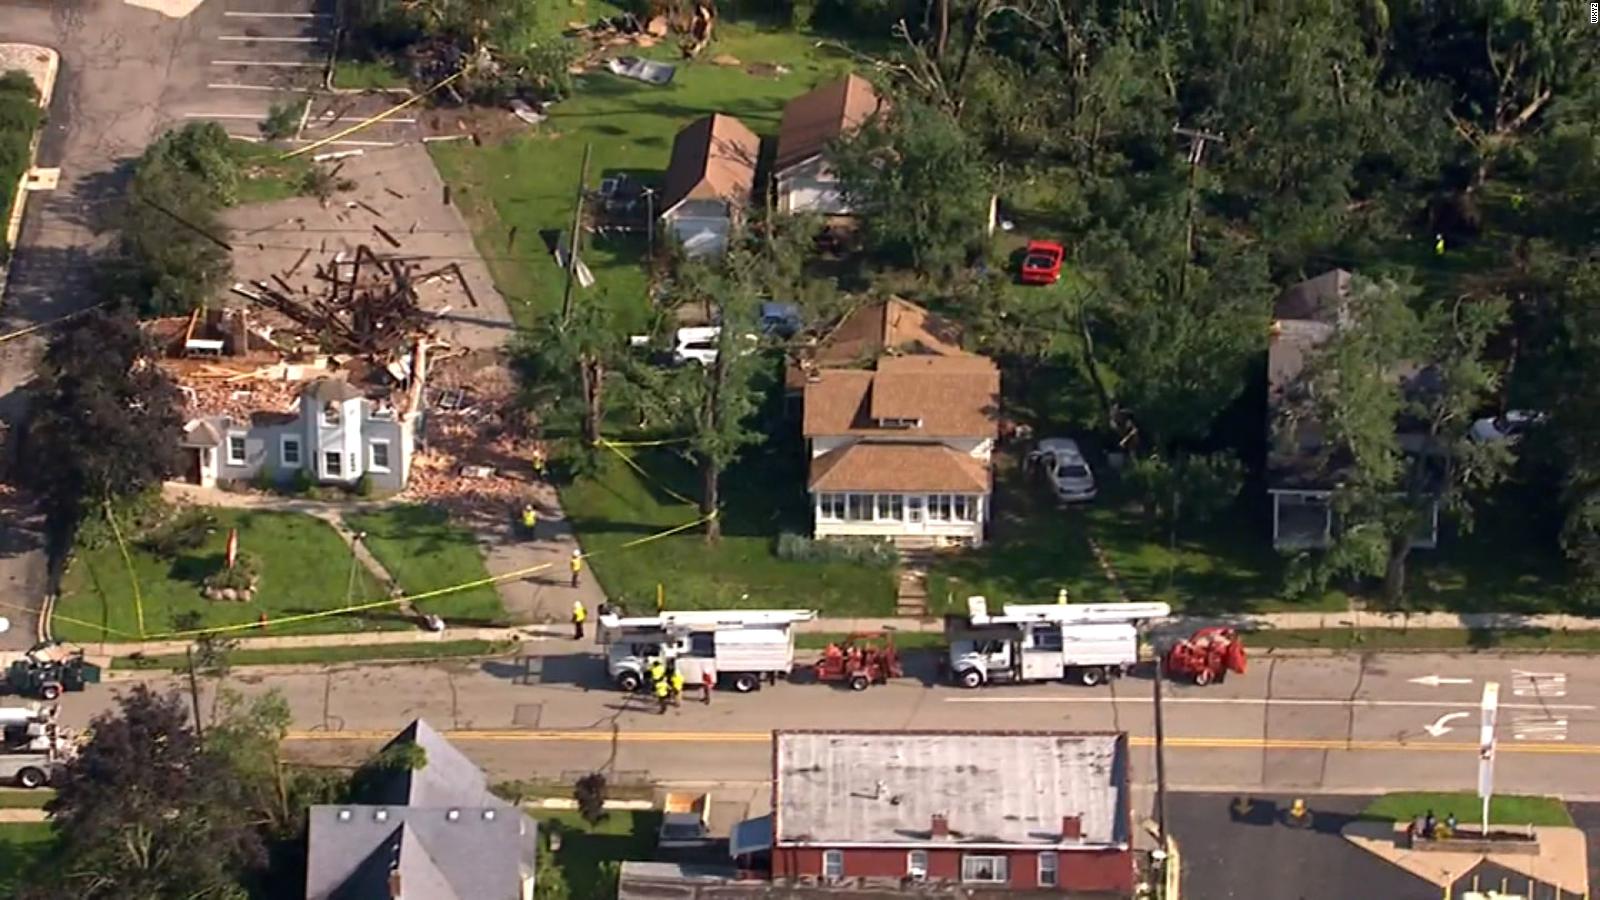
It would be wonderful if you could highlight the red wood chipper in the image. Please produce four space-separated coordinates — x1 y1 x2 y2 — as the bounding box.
810 633 904 691
1163 627 1247 686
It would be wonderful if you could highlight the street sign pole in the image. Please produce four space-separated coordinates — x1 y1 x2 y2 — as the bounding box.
1478 681 1499 835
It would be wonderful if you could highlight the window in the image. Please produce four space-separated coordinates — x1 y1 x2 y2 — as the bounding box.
952 495 973 522
321 402 341 426
370 440 391 473
226 435 247 466
906 850 928 880
324 451 342 478
818 493 845 521
1038 851 1058 888
280 437 301 468
822 849 844 882
961 855 1007 884
845 493 871 522
876 494 903 521
927 494 953 522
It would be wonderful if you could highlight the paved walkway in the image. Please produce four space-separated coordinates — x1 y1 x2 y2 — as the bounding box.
0 808 47 823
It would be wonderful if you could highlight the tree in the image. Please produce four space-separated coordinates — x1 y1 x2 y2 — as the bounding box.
108 123 238 315
515 300 629 454
661 254 766 543
573 772 607 825
1289 277 1509 605
832 97 993 272
31 686 264 899
26 308 184 526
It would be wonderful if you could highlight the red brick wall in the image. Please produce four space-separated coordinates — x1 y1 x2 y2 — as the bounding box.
773 845 1134 893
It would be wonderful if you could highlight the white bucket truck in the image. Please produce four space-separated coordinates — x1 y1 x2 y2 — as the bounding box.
0 704 77 789
598 609 817 694
945 596 1170 688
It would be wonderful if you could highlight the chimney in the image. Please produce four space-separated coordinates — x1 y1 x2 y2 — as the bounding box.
1061 815 1082 840
930 814 949 839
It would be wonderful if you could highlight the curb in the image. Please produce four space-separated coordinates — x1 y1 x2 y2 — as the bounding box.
526 797 656 812
102 648 520 679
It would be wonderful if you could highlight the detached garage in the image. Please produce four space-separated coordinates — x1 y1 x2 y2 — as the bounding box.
658 113 759 258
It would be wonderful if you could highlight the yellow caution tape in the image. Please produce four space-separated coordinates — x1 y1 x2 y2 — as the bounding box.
281 69 466 160
596 439 698 507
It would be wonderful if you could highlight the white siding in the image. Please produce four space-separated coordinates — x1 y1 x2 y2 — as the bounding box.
809 435 993 460
777 158 851 215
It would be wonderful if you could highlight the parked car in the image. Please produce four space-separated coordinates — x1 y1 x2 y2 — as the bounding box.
1028 438 1097 502
1019 240 1065 285
1470 410 1546 443
672 327 758 367
759 302 803 339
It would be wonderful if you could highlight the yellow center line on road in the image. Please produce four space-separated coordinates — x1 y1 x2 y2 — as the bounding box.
284 730 1600 755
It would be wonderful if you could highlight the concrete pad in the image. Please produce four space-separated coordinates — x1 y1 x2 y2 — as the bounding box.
1344 822 1589 895
23 168 59 191
124 0 207 18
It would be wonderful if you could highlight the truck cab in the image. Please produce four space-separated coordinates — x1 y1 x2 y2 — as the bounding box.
599 609 817 694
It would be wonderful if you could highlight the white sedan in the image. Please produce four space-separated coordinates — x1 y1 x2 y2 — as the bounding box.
1028 438 1097 503
1469 410 1546 443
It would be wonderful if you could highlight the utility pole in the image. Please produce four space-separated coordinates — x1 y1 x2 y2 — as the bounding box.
1153 650 1170 847
186 646 205 743
561 142 593 323
1172 124 1224 300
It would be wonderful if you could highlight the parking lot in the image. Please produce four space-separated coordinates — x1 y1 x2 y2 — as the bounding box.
173 0 416 148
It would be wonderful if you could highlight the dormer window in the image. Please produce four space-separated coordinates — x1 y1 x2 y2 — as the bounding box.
322 402 341 426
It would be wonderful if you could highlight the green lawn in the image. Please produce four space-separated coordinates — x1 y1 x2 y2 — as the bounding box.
0 790 52 809
333 58 408 91
1361 793 1571 828
230 139 312 204
1404 487 1576 614
346 504 507 625
56 508 399 642
428 19 861 329
112 639 512 670
562 444 896 614
0 823 55 897
928 474 1344 615
535 811 660 900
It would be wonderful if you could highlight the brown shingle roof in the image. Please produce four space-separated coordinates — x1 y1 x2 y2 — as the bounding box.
786 297 970 391
775 75 885 174
659 114 761 215
802 355 999 438
808 442 991 492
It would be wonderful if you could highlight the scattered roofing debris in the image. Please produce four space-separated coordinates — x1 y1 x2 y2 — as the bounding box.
229 243 455 359
408 350 543 522
606 56 676 85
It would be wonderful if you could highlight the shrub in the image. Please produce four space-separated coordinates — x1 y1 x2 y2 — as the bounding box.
289 468 313 495
252 465 276 492
259 99 302 141
202 551 261 593
140 508 217 558
775 532 899 567
356 473 374 498
573 772 607 825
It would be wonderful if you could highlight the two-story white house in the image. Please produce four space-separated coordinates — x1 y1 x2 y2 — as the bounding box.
179 376 417 493
773 74 884 217
802 304 1000 547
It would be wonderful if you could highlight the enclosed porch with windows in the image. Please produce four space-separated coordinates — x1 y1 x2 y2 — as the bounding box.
808 442 993 547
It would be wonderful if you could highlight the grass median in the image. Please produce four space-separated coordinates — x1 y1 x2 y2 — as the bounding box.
0 790 52 809
111 639 512 671
1361 792 1571 828
0 822 54 897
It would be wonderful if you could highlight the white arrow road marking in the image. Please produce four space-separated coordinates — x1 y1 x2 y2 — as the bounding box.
942 697 1596 711
1511 712 1569 741
1423 712 1471 737
1409 675 1473 687
1512 671 1566 698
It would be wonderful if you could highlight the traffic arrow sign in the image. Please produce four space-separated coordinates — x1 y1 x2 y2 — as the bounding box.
1409 675 1473 687
1424 712 1470 737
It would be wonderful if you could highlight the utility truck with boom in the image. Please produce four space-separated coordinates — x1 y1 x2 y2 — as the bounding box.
598 609 817 693
0 704 77 789
944 596 1170 688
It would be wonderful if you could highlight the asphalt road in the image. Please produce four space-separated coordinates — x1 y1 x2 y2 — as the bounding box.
52 649 1600 802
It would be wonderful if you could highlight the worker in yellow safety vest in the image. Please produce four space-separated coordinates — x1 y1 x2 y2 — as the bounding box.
531 445 547 478
571 600 586 640
570 549 584 589
653 676 670 714
648 659 667 687
670 670 685 707
520 504 537 535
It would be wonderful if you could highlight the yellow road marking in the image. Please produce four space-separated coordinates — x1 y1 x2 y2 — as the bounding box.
284 729 1600 755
